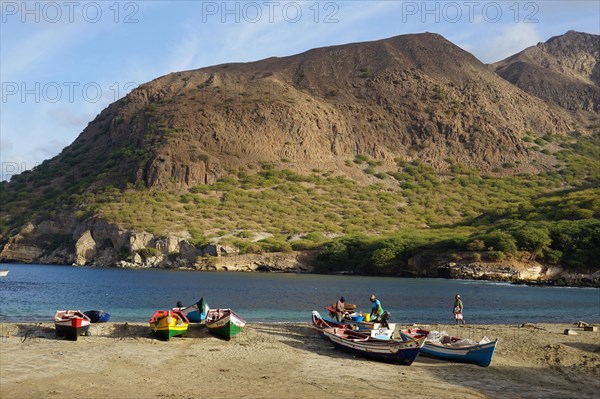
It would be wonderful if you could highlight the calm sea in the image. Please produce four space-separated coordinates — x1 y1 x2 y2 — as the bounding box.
0 264 598 324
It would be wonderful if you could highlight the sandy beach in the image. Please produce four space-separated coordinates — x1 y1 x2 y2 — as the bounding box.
1 321 598 399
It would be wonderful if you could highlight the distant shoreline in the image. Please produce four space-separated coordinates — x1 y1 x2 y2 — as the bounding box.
2 260 599 288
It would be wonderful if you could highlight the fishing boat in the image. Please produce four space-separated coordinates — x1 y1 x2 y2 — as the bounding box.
83 310 111 323
368 323 396 340
322 327 424 365
175 297 209 323
399 328 498 367
205 308 246 340
324 305 389 330
312 311 395 340
149 310 189 340
311 310 347 335
0 270 9 277
54 310 91 341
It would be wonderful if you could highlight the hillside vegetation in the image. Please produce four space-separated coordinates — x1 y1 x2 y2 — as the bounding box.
85 134 599 273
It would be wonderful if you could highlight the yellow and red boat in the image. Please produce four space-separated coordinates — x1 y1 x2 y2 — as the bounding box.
149 309 189 340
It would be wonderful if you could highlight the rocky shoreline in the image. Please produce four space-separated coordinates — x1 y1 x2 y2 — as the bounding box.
3 254 599 288
1 214 598 287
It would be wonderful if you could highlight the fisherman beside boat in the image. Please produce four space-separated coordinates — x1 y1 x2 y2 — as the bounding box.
335 296 348 322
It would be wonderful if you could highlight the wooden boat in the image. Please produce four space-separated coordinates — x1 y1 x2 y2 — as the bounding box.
311 310 347 334
399 328 498 367
205 309 246 340
325 306 396 337
324 305 388 329
149 310 189 340
0 270 9 277
83 310 110 323
312 311 395 340
54 310 91 341
175 297 209 323
323 327 424 365
368 323 396 340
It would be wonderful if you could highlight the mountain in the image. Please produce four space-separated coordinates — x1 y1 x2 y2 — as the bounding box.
493 30 599 122
1 32 598 284
21 33 580 191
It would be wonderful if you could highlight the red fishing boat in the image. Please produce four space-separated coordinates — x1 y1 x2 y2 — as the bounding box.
54 310 91 341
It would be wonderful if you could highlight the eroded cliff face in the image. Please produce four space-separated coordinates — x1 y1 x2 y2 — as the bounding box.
406 251 600 287
0 213 315 273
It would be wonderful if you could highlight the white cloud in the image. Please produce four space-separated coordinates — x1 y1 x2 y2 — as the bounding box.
166 27 203 73
459 23 544 64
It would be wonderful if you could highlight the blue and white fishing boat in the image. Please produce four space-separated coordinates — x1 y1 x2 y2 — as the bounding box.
400 329 498 367
176 297 209 323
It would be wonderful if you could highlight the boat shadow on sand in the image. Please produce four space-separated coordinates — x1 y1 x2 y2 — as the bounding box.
247 324 397 363
560 341 600 354
7 323 145 341
3 322 213 341
105 322 211 340
11 323 56 341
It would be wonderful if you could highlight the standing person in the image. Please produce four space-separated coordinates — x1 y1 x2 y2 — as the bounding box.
453 294 465 325
335 296 348 322
369 294 384 322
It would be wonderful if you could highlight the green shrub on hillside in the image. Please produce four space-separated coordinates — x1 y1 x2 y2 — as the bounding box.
481 231 517 253
511 226 552 254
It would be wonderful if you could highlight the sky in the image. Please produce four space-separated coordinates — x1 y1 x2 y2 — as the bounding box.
1 0 599 181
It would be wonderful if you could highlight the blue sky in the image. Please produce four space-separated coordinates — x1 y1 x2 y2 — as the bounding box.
1 0 599 181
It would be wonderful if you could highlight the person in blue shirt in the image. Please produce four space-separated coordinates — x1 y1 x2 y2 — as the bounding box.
369 294 384 322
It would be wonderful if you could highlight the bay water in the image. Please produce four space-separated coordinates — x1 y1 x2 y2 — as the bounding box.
0 264 598 324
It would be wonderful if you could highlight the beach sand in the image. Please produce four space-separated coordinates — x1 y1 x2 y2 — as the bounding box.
1 322 598 399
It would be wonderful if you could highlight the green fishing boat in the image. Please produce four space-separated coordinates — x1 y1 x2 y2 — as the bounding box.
205 308 246 340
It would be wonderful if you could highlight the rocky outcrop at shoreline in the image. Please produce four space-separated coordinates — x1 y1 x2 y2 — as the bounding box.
0 212 317 273
434 261 600 287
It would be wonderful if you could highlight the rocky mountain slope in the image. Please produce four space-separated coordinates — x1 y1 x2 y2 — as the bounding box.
1 31 598 284
494 30 599 121
23 33 582 191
